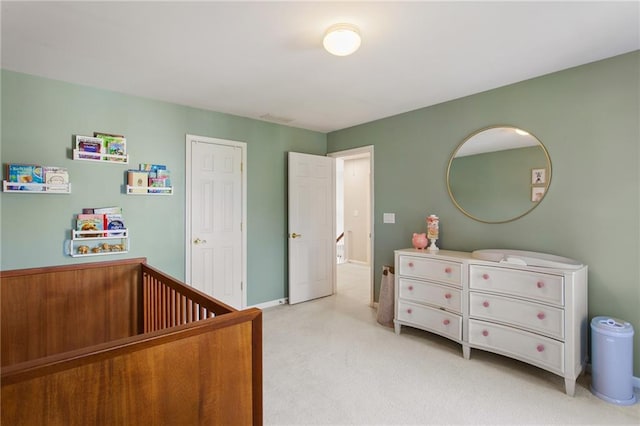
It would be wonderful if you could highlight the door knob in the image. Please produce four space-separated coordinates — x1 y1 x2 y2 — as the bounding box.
290 232 302 239
193 238 207 244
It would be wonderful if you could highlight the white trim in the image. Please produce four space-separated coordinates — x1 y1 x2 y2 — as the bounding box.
250 298 289 310
346 259 368 266
185 134 248 309
328 145 375 308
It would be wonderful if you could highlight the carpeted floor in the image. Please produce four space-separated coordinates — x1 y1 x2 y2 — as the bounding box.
263 263 639 425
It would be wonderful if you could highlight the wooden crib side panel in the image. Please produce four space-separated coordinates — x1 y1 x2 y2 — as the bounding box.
1 309 262 425
1 259 144 366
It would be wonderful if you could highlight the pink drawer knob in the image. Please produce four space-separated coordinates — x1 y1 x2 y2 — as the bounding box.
482 273 490 280
408 262 414 268
445 267 452 274
443 319 450 325
444 293 452 299
482 330 489 337
408 285 414 291
537 312 546 320
407 308 412 314
482 301 490 308
537 344 545 352
537 281 544 288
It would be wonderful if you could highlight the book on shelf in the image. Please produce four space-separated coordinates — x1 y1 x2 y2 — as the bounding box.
148 177 169 193
94 132 126 161
43 167 69 192
82 206 123 214
140 163 166 173
93 206 123 214
75 135 104 160
5 164 44 191
155 169 171 187
105 213 126 236
128 170 149 193
140 164 167 179
76 214 105 237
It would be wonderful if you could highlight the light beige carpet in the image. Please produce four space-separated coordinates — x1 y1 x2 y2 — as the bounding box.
263 263 639 425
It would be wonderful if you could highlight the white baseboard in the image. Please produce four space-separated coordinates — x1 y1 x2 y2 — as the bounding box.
250 298 288 310
345 260 369 266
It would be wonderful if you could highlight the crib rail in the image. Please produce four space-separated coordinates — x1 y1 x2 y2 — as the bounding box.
141 264 236 333
1 258 262 424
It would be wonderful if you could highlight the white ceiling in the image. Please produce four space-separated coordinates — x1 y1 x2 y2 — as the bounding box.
2 1 638 133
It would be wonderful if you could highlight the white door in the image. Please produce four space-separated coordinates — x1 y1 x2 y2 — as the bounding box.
186 135 246 309
288 152 335 304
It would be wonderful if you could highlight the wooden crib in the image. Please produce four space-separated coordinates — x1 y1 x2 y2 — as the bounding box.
1 258 262 425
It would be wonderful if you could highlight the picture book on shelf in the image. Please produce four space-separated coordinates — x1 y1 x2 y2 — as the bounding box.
76 214 104 237
93 206 123 215
156 169 171 186
43 167 69 192
105 214 126 236
6 164 44 191
94 132 126 161
75 135 103 159
140 164 167 179
128 170 149 193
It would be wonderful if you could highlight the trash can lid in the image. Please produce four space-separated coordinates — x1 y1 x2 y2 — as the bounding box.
591 316 634 336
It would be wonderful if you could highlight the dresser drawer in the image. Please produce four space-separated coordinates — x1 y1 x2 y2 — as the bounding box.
399 278 461 313
469 292 564 339
398 255 462 287
469 319 564 375
470 265 564 306
397 301 462 341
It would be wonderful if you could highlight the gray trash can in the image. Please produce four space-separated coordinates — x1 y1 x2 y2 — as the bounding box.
590 316 636 405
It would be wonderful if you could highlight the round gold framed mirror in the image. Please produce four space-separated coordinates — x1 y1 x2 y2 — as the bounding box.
446 126 551 224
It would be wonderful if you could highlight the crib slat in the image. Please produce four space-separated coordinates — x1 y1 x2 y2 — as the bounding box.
141 266 233 333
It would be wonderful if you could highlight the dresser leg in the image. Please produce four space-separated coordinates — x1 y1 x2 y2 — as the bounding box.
463 345 470 360
394 322 401 335
564 378 576 396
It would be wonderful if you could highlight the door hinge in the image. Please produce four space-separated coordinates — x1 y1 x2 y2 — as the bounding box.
241 281 244 290
241 162 243 172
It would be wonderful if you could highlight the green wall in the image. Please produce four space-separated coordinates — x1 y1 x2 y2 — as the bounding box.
328 51 640 375
0 70 326 306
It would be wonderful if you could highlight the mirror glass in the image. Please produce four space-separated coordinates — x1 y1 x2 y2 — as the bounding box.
447 126 551 223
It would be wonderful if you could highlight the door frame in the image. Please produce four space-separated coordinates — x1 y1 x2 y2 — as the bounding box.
328 145 375 307
185 134 248 308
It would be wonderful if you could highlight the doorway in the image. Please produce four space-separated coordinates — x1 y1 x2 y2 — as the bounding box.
328 146 374 307
185 134 247 309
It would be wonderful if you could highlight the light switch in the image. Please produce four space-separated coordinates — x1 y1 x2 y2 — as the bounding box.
383 213 395 224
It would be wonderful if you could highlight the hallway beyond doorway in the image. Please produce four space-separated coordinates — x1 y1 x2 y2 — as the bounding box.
336 262 371 305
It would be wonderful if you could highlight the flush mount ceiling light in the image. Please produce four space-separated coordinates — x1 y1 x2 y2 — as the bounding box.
323 23 361 56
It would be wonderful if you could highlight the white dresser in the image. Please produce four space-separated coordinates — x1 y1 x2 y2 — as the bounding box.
394 248 588 396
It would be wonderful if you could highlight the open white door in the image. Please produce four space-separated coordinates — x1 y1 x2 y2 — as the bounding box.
288 152 335 304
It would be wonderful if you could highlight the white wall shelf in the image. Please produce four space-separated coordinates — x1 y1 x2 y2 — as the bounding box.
126 185 173 195
67 229 129 257
3 181 71 193
73 149 129 164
